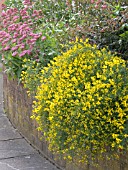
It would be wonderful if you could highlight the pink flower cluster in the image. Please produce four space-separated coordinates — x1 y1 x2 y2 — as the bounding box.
0 2 45 60
90 0 108 9
23 0 31 6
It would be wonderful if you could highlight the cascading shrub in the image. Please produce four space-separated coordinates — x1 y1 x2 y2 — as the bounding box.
29 39 128 163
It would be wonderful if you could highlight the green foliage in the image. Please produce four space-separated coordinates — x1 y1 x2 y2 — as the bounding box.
5 0 23 8
21 59 42 95
32 39 128 163
42 0 128 60
97 5 128 60
3 53 23 79
21 34 60 94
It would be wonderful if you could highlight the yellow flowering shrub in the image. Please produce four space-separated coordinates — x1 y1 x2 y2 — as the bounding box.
33 39 128 163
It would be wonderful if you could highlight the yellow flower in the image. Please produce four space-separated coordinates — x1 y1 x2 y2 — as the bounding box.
124 134 128 138
112 134 118 139
116 138 121 144
49 116 53 121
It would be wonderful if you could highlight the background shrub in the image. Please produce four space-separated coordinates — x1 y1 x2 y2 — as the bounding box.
33 39 128 163
32 0 128 60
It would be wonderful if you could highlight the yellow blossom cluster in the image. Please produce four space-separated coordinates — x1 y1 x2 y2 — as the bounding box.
32 39 128 162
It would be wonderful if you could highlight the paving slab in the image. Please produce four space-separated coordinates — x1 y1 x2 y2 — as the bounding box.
0 127 21 141
0 138 38 159
0 116 21 140
0 111 5 117
0 154 58 170
0 116 15 128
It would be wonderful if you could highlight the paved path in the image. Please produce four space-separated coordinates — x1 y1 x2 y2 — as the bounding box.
0 63 60 170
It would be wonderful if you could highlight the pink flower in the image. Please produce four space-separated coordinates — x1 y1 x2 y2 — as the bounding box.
2 38 10 44
95 4 99 8
23 0 31 5
0 38 4 42
2 4 7 10
32 14 36 17
0 31 8 39
26 39 37 45
5 33 11 38
19 35 27 41
7 9 12 15
102 4 107 9
26 50 31 55
31 39 37 42
13 16 19 21
3 46 10 51
33 10 38 14
19 24 28 30
12 51 18 56
20 10 27 16
90 0 94 3
22 16 30 20
1 11 6 17
19 51 27 57
19 50 31 57
12 39 17 43
29 33 35 36
25 27 31 31
41 36 46 41
11 46 19 51
3 19 8 25
13 33 19 38
19 44 25 49
8 24 17 32
33 33 42 39
13 8 18 13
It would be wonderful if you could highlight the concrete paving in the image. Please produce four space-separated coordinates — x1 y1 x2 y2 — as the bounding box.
0 63 60 170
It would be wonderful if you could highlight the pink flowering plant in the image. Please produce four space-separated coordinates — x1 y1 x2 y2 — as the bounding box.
0 0 59 79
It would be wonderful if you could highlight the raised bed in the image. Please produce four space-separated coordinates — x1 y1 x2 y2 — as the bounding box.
3 74 128 170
